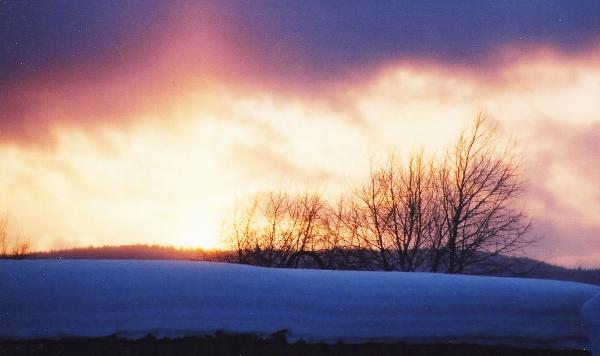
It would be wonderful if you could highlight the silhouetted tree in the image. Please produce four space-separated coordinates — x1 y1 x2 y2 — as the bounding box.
11 234 30 259
384 153 435 271
353 167 393 270
0 215 7 257
224 190 326 268
226 197 258 265
0 216 31 259
222 116 533 274
433 116 532 273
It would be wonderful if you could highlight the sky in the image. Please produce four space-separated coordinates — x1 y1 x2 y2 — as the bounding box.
1 0 600 267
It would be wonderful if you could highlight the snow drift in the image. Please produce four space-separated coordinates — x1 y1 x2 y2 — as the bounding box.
1 260 599 353
583 293 600 355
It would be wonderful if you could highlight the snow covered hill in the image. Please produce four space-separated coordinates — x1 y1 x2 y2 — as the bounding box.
1 260 599 354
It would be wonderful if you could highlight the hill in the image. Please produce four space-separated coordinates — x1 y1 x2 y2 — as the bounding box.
25 244 600 285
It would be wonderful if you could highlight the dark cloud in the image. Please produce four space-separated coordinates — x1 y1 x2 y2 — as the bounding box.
228 0 600 78
2 0 600 85
0 0 168 84
1 1 600 143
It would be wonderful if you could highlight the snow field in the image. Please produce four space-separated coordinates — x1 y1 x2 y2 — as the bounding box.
1 260 599 354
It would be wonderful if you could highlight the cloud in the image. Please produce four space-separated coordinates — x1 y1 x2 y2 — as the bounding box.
521 120 600 265
0 0 169 84
1 3 600 264
2 1 600 143
3 1 600 83
224 143 330 184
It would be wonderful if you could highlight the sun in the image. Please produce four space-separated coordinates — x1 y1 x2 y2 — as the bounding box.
174 224 220 250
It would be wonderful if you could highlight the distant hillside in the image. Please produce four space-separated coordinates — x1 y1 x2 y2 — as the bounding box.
26 244 600 285
461 254 600 286
28 244 221 261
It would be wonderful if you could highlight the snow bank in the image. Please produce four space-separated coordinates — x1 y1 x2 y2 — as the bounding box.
1 260 599 352
583 292 600 355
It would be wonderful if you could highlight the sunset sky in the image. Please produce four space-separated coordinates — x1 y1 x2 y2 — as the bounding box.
1 1 600 267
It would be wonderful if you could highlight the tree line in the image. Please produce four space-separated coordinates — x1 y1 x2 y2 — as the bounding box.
0 215 30 259
222 117 533 274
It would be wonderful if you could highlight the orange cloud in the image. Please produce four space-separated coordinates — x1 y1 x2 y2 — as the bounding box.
1 42 600 266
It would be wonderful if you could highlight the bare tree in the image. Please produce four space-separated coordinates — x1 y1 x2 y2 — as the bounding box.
435 116 532 273
225 197 258 264
427 188 448 272
0 215 7 257
222 116 533 274
224 190 326 268
319 197 357 269
258 191 294 267
11 233 30 259
383 153 435 271
353 168 393 270
351 153 439 271
285 191 326 268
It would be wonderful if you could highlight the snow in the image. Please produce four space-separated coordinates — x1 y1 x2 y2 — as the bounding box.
1 260 599 353
583 293 600 355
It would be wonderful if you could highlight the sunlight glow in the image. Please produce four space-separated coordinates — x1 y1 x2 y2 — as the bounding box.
174 226 219 250
0 45 599 266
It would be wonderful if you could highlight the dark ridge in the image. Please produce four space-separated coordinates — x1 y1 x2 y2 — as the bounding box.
23 244 600 285
0 334 591 356
26 244 211 261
